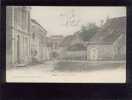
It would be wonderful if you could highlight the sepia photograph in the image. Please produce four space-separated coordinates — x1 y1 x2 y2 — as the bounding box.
6 6 126 83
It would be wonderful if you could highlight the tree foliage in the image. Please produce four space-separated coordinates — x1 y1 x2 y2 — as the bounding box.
78 23 98 41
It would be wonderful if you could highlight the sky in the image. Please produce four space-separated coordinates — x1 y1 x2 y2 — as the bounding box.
31 6 126 36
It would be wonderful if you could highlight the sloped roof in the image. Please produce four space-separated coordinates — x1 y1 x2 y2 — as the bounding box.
60 33 84 47
60 35 74 47
71 34 84 45
31 19 47 34
89 16 126 44
50 35 64 39
67 43 87 51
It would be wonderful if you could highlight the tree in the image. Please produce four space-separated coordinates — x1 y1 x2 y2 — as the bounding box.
78 23 98 41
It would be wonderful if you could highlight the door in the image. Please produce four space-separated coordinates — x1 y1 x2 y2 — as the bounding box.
90 48 98 60
17 35 20 63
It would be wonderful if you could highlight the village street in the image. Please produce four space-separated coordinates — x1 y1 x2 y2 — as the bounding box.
6 7 126 83
6 61 126 83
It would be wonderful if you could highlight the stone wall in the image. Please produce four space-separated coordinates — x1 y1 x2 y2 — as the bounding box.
31 19 49 63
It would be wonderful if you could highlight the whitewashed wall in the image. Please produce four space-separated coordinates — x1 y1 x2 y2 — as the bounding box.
87 45 114 60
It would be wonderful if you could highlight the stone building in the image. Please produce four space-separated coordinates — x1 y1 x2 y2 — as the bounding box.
47 35 64 59
31 19 49 63
48 35 64 50
6 6 31 67
87 16 126 61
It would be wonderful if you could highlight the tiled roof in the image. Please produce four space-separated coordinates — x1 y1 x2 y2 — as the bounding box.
89 16 126 44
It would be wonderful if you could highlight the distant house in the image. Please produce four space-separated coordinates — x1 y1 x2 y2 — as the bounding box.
60 33 85 49
60 35 73 48
47 35 64 59
49 35 64 50
87 16 126 61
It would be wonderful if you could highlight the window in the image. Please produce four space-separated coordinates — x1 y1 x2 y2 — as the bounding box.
14 8 21 27
14 8 18 27
25 37 28 56
22 10 27 30
32 33 35 39
28 13 30 32
18 8 21 27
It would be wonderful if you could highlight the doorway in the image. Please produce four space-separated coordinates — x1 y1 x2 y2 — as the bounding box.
90 48 98 60
16 35 20 64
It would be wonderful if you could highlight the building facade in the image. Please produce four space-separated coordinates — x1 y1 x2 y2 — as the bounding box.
31 19 49 63
6 6 31 67
47 35 64 59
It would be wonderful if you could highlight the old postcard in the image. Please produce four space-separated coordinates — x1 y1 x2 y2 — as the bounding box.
6 6 126 83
